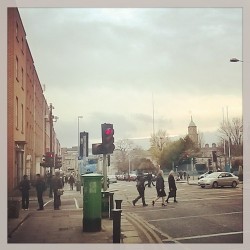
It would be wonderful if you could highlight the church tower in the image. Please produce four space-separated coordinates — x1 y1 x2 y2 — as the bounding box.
188 116 198 147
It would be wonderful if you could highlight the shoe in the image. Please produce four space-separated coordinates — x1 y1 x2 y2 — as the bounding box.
37 208 44 211
143 204 148 207
165 200 169 203
162 203 166 207
132 200 136 206
24 208 29 211
174 200 178 203
152 201 155 206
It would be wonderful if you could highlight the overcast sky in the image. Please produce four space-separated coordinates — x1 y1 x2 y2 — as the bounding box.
18 8 242 149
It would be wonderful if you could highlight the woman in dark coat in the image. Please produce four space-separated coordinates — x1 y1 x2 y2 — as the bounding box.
152 170 167 206
166 170 178 203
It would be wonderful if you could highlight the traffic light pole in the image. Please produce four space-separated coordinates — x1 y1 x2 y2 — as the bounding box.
103 154 108 191
49 103 54 198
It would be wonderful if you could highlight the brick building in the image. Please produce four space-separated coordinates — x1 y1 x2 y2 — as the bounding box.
7 8 60 195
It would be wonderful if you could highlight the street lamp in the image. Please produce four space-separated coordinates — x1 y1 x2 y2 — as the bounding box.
230 58 243 62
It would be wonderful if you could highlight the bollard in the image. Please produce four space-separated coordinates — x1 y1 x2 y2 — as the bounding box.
115 199 122 209
109 192 114 219
101 191 110 218
112 209 122 243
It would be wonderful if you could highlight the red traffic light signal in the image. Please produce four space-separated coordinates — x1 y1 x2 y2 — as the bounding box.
101 123 115 154
45 152 54 167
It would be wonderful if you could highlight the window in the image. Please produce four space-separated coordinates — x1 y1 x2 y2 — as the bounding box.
16 22 19 41
21 37 24 53
15 97 18 129
15 56 19 81
21 67 24 88
21 104 24 133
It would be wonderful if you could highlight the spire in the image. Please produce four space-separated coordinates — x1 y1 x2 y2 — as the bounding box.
189 116 196 127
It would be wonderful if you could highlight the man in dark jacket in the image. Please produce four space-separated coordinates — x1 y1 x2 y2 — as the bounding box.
51 171 63 210
132 174 148 207
35 174 46 210
19 175 31 210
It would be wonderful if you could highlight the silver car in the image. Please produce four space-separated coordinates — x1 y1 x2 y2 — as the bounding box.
198 172 239 188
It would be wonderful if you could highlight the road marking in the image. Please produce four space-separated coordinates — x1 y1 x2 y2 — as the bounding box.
74 198 79 209
162 231 243 242
148 211 242 222
125 212 163 243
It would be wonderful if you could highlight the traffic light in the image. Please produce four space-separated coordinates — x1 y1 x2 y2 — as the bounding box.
92 143 104 155
79 131 89 158
40 155 46 167
55 154 62 168
101 123 115 154
212 151 217 162
45 152 54 167
193 157 197 164
208 158 212 166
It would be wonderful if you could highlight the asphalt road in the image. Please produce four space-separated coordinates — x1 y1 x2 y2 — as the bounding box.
110 179 243 243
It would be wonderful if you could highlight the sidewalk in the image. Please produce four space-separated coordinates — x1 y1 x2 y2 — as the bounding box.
7 187 142 243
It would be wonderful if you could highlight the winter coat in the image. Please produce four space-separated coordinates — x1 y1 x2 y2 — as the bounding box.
19 179 31 193
168 174 177 191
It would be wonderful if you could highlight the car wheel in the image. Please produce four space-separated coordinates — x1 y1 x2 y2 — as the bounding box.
201 186 205 188
232 181 237 188
212 182 218 188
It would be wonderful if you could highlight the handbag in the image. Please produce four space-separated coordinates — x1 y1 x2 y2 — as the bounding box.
57 189 64 195
169 190 176 198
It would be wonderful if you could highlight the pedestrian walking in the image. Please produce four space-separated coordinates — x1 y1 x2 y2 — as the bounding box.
68 174 75 190
35 174 46 210
146 172 155 187
152 170 167 207
51 171 63 210
132 174 148 207
166 170 178 203
18 175 31 210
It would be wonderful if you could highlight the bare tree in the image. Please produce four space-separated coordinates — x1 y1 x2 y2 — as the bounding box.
113 139 134 173
218 117 243 145
218 117 243 156
150 129 170 165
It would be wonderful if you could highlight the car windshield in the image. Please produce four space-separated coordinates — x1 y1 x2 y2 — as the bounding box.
206 172 220 178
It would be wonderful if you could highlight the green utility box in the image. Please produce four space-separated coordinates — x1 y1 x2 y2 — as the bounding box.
82 173 103 232
101 191 110 218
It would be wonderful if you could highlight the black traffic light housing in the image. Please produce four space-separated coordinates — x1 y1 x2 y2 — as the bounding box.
101 123 115 154
55 154 62 168
45 152 54 167
79 131 89 158
212 151 217 162
92 143 104 155
193 157 197 164
40 155 46 167
208 158 212 166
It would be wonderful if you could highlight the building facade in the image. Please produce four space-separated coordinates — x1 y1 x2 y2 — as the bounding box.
7 8 60 195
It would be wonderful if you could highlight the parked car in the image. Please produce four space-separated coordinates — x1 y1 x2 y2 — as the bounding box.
129 174 137 181
198 170 213 180
107 175 117 183
198 172 239 188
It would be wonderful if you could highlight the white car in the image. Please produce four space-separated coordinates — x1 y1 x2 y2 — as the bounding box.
198 172 239 188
